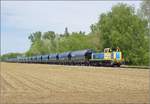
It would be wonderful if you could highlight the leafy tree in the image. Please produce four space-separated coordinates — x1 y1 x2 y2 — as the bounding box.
43 31 55 40
28 31 42 43
26 31 47 56
92 3 149 65
139 0 150 65
57 31 89 52
42 31 56 53
139 0 150 23
0 53 22 61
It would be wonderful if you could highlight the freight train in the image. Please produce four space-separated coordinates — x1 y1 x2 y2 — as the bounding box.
5 48 124 67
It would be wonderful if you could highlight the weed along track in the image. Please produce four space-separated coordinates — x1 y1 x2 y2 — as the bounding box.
0 62 149 103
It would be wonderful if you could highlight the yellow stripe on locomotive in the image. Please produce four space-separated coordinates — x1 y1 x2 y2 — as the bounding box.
104 53 111 60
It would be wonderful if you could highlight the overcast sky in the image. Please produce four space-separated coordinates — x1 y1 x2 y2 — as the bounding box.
1 1 141 55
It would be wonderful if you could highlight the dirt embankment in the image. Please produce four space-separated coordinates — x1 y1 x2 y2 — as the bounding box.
0 62 149 104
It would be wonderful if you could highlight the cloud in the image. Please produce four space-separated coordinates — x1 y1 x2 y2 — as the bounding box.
2 1 141 32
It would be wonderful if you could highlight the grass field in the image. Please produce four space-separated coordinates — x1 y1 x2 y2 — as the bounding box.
0 62 149 104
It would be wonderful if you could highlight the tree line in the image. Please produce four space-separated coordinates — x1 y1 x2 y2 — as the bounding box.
1 1 150 65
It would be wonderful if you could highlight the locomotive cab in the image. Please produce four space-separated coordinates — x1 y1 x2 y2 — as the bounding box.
90 47 123 67
111 47 123 66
